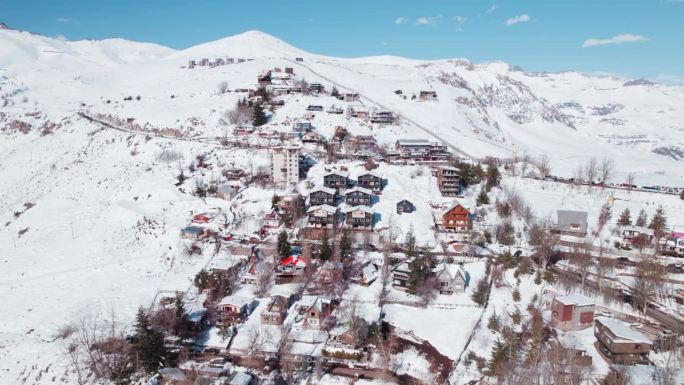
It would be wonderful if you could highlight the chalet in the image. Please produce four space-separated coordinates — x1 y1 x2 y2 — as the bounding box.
309 186 336 206
217 296 256 325
299 296 338 329
442 203 471 232
342 93 360 102
309 82 325 93
357 173 382 192
181 226 207 240
594 317 652 364
263 209 281 228
396 199 415 214
278 255 307 275
620 226 655 249
292 120 313 134
352 263 379 286
432 262 468 294
345 186 373 206
327 105 344 114
345 206 374 229
393 139 449 163
419 90 438 101
295 57 304 62
370 111 393 124
306 105 324 112
301 130 322 143
436 166 463 196
551 294 595 331
324 171 349 190
261 295 289 325
391 259 413 290
223 168 246 180
307 205 339 229
553 210 588 237
348 135 378 151
284 67 294 74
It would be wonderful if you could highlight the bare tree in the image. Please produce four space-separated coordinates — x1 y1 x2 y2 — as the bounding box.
569 241 592 288
599 157 614 187
538 154 551 179
217 81 229 94
255 260 275 297
573 162 584 187
585 157 597 189
625 172 635 193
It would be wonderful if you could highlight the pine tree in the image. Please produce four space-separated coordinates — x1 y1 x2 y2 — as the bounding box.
512 286 521 302
132 307 167 373
252 102 267 127
277 230 290 258
487 312 500 331
404 226 417 258
485 161 501 192
471 278 489 306
487 339 511 377
649 206 668 238
320 232 332 261
339 229 352 261
617 208 632 226
635 209 648 227
476 189 489 206
193 269 210 291
330 85 339 97
511 308 522 325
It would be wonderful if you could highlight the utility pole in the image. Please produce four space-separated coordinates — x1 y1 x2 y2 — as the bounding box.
70 222 75 240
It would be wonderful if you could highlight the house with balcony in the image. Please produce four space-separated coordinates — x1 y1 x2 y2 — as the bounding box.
345 206 374 229
436 166 463 196
345 186 373 206
309 187 336 206
307 205 339 229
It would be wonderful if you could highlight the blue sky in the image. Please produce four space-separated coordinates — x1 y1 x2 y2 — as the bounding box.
3 0 684 81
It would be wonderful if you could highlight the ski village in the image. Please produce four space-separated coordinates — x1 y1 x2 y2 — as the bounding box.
1 28 684 385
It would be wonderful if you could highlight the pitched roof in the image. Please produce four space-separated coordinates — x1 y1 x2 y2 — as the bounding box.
445 202 470 214
280 255 307 267
307 204 338 214
311 186 336 195
325 170 349 178
345 205 374 214
346 186 373 195
432 261 467 282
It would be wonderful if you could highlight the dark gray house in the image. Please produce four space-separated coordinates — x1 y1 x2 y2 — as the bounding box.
357 173 382 192
309 187 336 206
324 171 349 190
552 210 588 237
396 199 414 214
345 187 373 206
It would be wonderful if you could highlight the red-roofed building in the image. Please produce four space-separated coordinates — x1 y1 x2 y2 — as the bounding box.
442 203 471 232
277 255 307 275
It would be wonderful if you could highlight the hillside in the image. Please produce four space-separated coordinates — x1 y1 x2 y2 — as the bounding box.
1 27 683 385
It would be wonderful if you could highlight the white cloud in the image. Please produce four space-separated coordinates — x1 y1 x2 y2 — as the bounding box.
453 16 468 25
414 14 443 26
582 34 649 48
56 17 72 23
485 5 498 14
395 17 407 25
505 14 530 26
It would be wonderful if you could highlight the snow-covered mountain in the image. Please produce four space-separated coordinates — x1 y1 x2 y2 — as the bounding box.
2 28 683 181
1 26 684 385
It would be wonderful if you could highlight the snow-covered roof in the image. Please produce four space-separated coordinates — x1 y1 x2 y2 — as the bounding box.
362 263 379 280
280 255 307 267
358 172 381 179
158 368 186 380
555 293 594 307
556 210 588 232
432 261 466 281
325 170 349 178
307 204 338 214
345 186 373 195
345 205 374 214
228 372 252 385
397 139 431 146
622 226 654 236
311 186 336 195
207 255 243 271
596 317 651 344
218 295 253 308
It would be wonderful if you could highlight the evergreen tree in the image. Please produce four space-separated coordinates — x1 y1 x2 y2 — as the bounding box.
320 232 332 261
193 269 210 291
277 230 290 258
617 208 632 226
649 206 668 238
512 286 521 302
404 226 417 258
471 278 489 306
485 161 501 192
534 270 542 285
339 229 352 261
132 307 167 373
511 308 522 325
330 85 339 97
487 339 511 377
635 209 648 227
252 102 268 127
487 312 500 331
597 203 612 228
476 189 489 206
680 190 684 201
